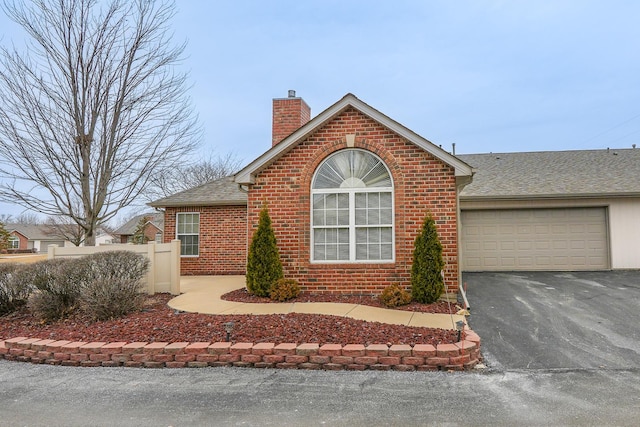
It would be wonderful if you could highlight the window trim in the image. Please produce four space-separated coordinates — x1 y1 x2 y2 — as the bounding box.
310 149 395 264
8 235 19 250
176 212 200 257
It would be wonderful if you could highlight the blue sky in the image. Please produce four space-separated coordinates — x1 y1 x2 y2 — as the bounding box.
1 1 640 219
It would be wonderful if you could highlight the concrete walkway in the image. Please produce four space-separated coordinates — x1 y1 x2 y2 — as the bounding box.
168 276 466 330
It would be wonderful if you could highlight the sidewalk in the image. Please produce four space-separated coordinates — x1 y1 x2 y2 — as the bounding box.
168 276 466 330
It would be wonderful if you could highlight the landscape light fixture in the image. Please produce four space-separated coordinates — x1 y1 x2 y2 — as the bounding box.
455 320 465 342
224 321 235 342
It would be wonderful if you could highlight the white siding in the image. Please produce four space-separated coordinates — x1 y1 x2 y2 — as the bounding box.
609 199 640 269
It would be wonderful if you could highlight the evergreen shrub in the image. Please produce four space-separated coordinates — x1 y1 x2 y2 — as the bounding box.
270 278 300 301
410 213 445 304
246 206 283 297
378 284 412 308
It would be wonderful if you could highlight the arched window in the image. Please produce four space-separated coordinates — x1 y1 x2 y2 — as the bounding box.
311 149 394 262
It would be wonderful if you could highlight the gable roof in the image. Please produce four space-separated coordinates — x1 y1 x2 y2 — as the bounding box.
7 224 61 241
458 148 640 200
113 212 165 236
148 176 247 208
235 93 474 184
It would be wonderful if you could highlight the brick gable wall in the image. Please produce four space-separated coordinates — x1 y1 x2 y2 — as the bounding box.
164 205 247 275
9 232 28 250
247 107 460 294
144 224 162 242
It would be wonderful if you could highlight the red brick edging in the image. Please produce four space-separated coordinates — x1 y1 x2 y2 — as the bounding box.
0 330 481 372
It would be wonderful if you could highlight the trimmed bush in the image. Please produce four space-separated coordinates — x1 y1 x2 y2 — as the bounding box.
23 251 149 322
0 263 31 315
410 213 445 304
270 278 300 302
25 259 79 321
78 251 150 321
379 284 412 308
246 205 283 297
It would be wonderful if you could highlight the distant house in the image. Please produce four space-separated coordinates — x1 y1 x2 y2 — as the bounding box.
94 230 116 246
7 224 70 253
113 212 164 244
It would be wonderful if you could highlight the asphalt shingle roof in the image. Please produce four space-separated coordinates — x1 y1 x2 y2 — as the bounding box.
458 148 640 199
148 176 247 208
6 224 58 240
113 212 164 236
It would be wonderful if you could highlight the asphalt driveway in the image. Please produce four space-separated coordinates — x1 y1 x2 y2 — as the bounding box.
463 271 640 370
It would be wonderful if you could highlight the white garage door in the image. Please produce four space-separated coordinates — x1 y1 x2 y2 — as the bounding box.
461 208 609 271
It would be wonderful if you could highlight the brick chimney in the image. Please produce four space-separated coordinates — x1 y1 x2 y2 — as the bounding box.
272 90 311 146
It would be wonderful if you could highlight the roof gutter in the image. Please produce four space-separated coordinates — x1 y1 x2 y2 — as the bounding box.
460 192 640 202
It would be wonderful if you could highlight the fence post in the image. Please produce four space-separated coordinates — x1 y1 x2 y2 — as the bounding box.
170 239 181 295
47 244 57 260
146 242 156 295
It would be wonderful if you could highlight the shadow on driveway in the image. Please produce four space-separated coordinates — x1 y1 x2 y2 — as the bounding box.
463 271 640 370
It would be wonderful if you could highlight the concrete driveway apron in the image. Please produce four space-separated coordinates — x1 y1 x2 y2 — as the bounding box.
463 271 640 370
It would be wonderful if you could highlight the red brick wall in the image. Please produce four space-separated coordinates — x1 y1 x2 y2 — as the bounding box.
272 97 311 146
164 205 247 275
144 224 161 242
9 232 28 250
248 107 460 294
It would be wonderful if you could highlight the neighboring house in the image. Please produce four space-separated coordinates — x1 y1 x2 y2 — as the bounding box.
94 230 116 246
6 224 71 253
113 213 164 244
458 149 640 271
151 92 474 295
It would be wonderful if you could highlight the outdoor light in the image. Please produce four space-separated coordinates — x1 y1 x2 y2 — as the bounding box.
224 321 235 342
455 320 465 341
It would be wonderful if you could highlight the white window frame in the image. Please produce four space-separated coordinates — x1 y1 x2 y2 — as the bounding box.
8 235 19 249
176 212 200 257
310 149 394 263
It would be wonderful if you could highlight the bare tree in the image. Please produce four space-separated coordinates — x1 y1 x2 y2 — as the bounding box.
14 212 41 225
148 152 243 199
45 215 85 246
0 0 200 245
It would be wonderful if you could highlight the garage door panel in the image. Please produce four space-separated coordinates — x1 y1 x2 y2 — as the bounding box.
500 241 516 250
570 240 586 250
517 225 532 235
462 208 608 271
535 241 551 250
517 241 532 250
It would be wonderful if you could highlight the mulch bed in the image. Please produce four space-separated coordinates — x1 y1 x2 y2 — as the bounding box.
0 293 461 346
222 288 460 314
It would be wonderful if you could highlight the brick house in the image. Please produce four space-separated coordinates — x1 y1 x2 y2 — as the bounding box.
151 93 474 294
113 212 164 244
5 224 68 253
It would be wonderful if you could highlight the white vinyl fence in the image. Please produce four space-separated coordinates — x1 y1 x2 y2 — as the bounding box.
48 240 181 295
